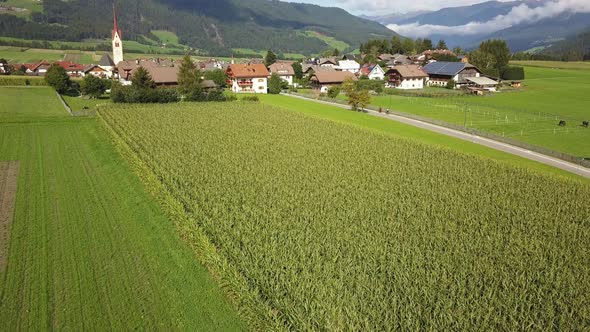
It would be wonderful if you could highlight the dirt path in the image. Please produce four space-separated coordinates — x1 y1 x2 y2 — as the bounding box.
0 161 19 272
283 94 590 180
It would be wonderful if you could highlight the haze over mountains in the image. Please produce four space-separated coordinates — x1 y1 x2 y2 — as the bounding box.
364 0 590 51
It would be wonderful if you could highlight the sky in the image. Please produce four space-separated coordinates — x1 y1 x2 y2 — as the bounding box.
282 0 508 15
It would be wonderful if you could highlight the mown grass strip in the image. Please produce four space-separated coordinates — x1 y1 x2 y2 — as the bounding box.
0 161 19 272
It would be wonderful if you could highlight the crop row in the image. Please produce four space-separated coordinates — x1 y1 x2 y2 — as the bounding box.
99 102 590 330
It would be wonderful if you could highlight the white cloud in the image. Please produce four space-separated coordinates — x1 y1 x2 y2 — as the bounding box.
283 0 510 14
386 0 590 37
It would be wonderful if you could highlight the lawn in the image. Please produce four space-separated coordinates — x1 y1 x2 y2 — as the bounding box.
0 87 245 330
339 66 590 157
511 60 590 70
99 101 590 330
300 31 350 51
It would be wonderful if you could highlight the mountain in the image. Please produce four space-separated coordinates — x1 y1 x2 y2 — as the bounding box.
537 28 590 60
0 0 396 56
360 11 431 25
365 0 590 52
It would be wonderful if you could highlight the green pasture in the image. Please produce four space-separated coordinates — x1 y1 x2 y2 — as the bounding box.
0 87 245 330
151 30 181 45
300 30 350 51
511 60 590 70
340 66 590 157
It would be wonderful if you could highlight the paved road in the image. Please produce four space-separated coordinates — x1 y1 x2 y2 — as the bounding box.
283 94 590 179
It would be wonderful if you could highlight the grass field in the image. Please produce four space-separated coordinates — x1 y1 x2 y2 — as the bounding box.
100 101 590 330
300 31 350 51
511 60 590 70
336 66 590 157
0 87 245 330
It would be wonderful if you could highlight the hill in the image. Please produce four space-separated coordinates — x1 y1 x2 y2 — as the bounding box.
369 0 590 51
0 0 395 56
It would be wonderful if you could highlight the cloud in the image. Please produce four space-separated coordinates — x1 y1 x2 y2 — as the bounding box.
386 0 590 37
283 0 495 14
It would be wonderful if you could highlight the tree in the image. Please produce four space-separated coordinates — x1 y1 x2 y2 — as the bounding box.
332 48 340 56
131 67 156 89
343 77 370 111
479 39 510 70
265 50 277 67
469 49 496 70
436 40 448 50
45 64 71 94
268 73 282 94
401 38 415 54
422 39 433 51
80 75 106 98
0 58 7 64
452 47 464 55
390 35 402 54
292 62 303 80
204 69 227 88
177 55 201 95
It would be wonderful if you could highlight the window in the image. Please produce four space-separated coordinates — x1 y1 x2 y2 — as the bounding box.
258 86 264 90
258 79 264 83
115 42 120 47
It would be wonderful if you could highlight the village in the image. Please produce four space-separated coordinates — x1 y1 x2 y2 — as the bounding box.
0 7 509 97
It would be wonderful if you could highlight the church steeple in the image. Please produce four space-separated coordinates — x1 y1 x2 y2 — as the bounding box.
112 3 124 65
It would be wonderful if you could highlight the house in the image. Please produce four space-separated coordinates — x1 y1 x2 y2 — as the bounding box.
421 49 457 61
318 57 338 68
458 55 469 63
309 71 357 93
465 76 499 92
342 54 361 62
337 60 360 73
28 61 51 76
85 65 109 78
118 59 181 87
98 54 117 78
385 65 428 89
302 64 335 77
359 64 385 80
268 62 295 86
423 62 482 88
55 61 86 77
0 62 6 75
226 63 270 94
378 53 394 62
386 54 412 67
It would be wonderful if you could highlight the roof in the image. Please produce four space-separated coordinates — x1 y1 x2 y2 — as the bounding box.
421 49 456 56
145 66 179 84
310 71 357 84
360 64 383 76
387 65 428 78
318 57 338 65
423 62 477 76
378 53 394 61
112 4 122 39
338 60 360 69
84 65 106 73
55 61 85 72
269 62 295 76
227 63 270 78
201 80 217 89
99 54 116 67
466 76 498 86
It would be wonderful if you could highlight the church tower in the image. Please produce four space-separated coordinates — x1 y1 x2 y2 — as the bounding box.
112 4 124 65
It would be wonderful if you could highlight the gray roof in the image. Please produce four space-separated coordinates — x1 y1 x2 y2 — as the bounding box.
423 62 476 76
99 54 116 67
466 77 498 86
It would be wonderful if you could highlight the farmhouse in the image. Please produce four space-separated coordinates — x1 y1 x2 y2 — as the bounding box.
84 65 109 78
55 61 86 77
28 61 51 76
268 62 295 86
359 64 385 80
465 76 499 92
423 62 482 88
386 54 413 67
310 70 357 93
118 59 181 87
318 57 338 68
385 65 428 89
338 60 361 73
226 63 270 94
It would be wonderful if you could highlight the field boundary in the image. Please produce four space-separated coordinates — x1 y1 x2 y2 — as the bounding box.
285 92 590 170
96 109 289 331
55 92 73 116
0 161 19 272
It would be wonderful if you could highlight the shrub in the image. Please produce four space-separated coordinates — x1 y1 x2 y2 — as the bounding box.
501 66 525 80
45 64 71 93
446 79 456 90
242 95 259 102
269 73 283 94
327 86 341 98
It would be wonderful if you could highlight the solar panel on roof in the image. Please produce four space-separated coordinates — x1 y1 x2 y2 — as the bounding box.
424 62 466 76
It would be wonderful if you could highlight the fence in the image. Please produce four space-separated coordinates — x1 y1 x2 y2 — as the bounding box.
287 92 590 169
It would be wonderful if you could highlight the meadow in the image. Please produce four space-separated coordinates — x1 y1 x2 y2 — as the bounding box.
100 101 590 330
331 65 590 157
0 87 245 330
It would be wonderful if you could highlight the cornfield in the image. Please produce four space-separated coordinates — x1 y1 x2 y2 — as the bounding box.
99 102 590 331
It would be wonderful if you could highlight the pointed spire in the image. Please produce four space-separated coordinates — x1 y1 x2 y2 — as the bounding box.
112 3 121 39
